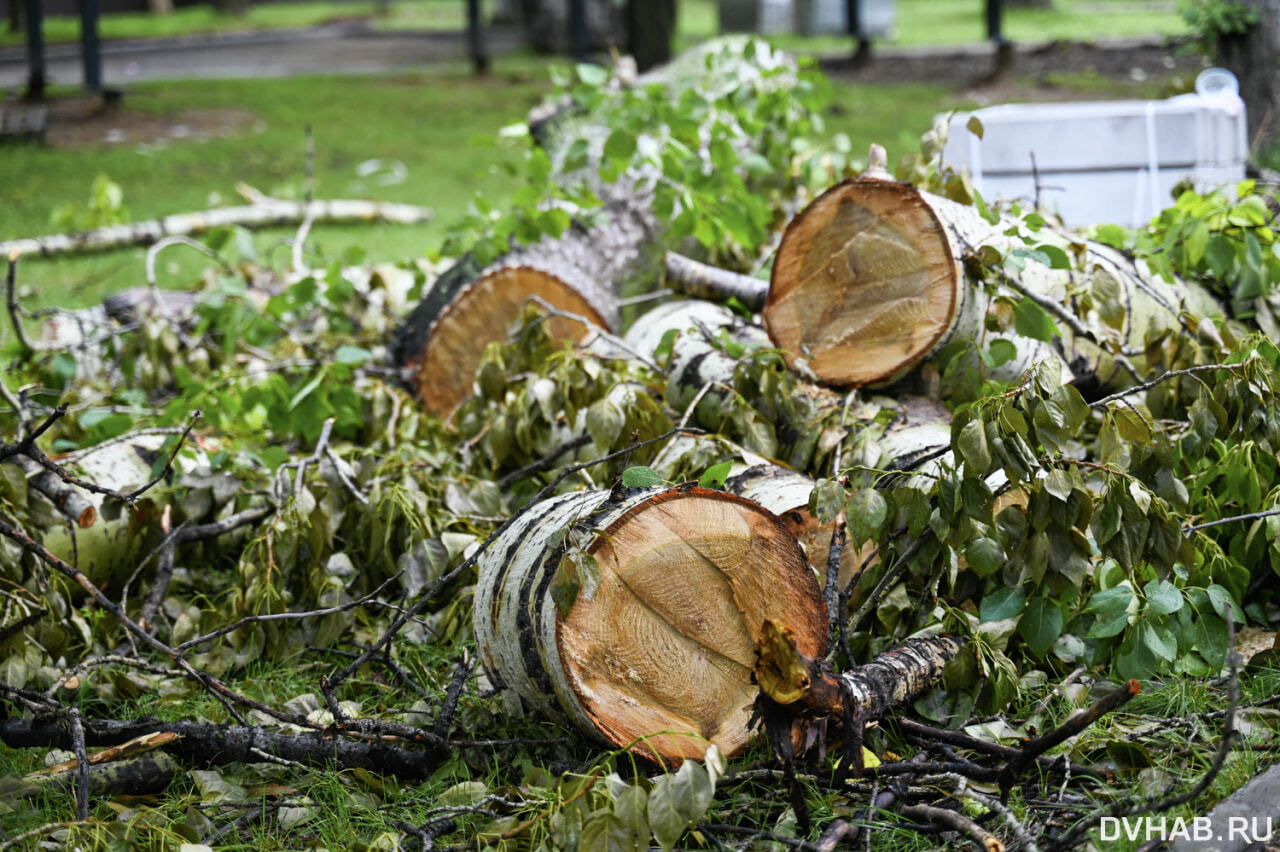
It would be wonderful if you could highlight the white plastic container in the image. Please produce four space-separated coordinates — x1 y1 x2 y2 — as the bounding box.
941 72 1248 227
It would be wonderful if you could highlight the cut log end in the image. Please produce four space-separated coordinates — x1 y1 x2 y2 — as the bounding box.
766 178 961 387
411 266 607 416
555 489 826 761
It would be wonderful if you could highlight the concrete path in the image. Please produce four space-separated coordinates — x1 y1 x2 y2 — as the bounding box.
0 22 524 90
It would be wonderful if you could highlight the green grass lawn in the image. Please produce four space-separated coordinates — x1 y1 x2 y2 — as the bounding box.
0 0 466 46
679 0 1190 51
3 0 1190 50
0 58 552 307
0 57 959 309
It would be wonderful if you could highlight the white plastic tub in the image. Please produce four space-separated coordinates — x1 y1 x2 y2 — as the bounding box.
941 77 1248 226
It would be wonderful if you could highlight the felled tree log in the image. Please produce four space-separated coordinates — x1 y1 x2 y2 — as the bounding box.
765 177 1222 392
394 39 800 417
624 299 952 471
0 198 432 260
393 226 637 417
473 485 826 761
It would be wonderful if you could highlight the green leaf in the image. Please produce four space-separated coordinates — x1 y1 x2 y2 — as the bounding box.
1044 469 1073 501
621 466 664 488
1087 583 1134 617
1144 579 1183 616
672 760 714 825
980 586 1026 622
1205 584 1237 622
1094 223 1127 247
1142 621 1177 662
587 399 625 450
987 338 1017 368
614 784 649 851
956 418 992 474
576 62 608 87
334 345 371 365
1019 597 1063 657
604 129 637 165
810 478 845 523
697 461 733 490
647 776 684 852
580 813 631 852
1205 233 1237 278
1184 222 1209 266
1034 244 1072 270
1012 298 1060 342
966 114 984 139
965 537 1005 577
845 488 888 541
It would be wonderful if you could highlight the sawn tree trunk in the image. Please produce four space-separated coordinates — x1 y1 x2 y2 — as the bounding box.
473 485 827 761
764 177 1222 394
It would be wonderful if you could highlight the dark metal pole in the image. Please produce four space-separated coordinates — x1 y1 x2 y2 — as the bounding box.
80 0 101 92
986 0 1013 76
569 0 588 62
466 0 489 75
846 0 871 66
985 0 1003 42
23 0 44 100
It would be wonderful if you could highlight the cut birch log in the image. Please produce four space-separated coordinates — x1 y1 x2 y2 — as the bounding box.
393 38 802 417
473 485 826 761
765 177 1223 392
0 198 432 260
393 224 637 417
724 399 951 587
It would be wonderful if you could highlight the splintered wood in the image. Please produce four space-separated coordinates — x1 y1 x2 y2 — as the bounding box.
766 179 959 387
473 487 826 761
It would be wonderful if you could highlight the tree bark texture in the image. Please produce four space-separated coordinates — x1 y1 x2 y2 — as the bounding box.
1217 0 1280 151
472 485 826 761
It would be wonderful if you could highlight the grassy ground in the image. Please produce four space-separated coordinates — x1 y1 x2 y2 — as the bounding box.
3 0 1190 49
678 0 1190 51
3 654 1275 849
0 59 958 309
0 0 465 46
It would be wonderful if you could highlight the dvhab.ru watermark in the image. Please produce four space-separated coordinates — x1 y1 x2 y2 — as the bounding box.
1100 816 1274 844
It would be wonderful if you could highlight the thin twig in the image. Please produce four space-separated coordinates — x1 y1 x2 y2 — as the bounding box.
1090 361 1250 409
1186 507 1280 532
145 235 233 289
69 707 90 821
5 250 33 358
848 536 926 634
1048 612 1240 850
998 680 1140 792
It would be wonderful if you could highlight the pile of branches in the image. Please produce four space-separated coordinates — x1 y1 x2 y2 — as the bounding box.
2 38 1280 851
